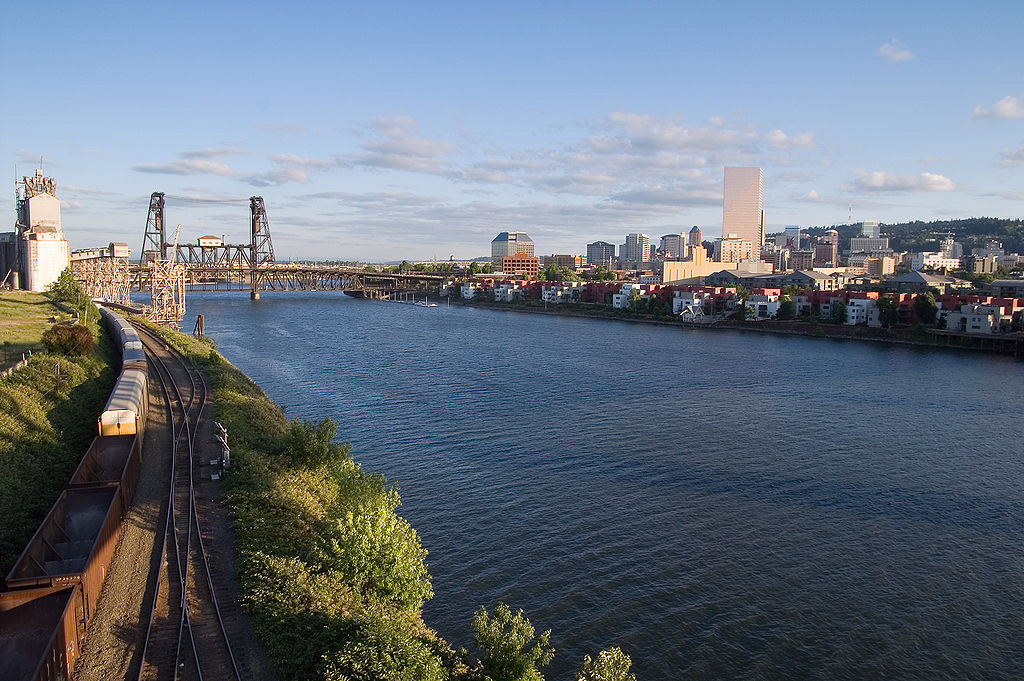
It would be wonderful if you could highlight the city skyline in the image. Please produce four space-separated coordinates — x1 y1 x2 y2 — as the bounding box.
2 1 1023 261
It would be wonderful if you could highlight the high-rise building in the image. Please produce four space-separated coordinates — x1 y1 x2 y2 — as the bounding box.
860 220 880 238
723 167 764 249
714 234 755 263
491 231 534 269
688 226 702 247
620 233 651 266
586 241 616 269
660 233 685 258
783 226 801 249
814 242 838 267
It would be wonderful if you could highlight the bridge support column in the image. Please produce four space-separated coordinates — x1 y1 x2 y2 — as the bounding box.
250 289 260 300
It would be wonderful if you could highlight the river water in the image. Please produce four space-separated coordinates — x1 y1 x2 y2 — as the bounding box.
182 292 1024 680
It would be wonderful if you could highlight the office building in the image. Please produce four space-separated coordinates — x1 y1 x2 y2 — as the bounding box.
850 237 890 253
860 220 880 238
491 231 534 269
714 233 755 263
501 254 540 278
660 233 685 258
688 226 702 247
723 167 765 248
586 241 616 269
620 233 651 266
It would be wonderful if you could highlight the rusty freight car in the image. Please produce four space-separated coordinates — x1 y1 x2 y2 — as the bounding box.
68 434 142 515
0 585 85 681
4 487 122 623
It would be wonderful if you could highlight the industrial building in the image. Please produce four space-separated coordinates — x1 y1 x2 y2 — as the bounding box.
1 170 70 291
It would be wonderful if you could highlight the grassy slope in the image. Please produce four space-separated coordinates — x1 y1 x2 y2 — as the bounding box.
142 323 467 681
0 294 116 576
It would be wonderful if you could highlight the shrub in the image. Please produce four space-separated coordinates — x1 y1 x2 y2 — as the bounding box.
41 324 95 356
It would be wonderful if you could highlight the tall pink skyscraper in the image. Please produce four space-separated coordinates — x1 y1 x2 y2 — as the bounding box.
722 167 764 250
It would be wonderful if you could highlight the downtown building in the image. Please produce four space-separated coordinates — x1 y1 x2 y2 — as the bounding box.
586 241 616 269
722 167 764 251
491 231 535 270
619 233 651 268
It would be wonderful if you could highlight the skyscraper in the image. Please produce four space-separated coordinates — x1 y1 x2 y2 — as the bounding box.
620 233 651 266
586 241 616 269
722 167 764 251
491 231 534 269
687 226 702 247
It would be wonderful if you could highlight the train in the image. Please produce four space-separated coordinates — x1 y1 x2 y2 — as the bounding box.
0 306 150 681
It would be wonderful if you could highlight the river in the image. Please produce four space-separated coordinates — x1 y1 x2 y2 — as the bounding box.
182 292 1024 680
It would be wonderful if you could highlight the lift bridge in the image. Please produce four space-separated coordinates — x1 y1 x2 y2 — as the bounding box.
73 193 447 325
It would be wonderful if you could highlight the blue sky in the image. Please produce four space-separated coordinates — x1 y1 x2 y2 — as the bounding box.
3 0 1022 261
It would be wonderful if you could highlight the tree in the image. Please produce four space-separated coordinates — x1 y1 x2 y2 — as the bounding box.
733 284 749 302
577 647 636 681
280 417 351 468
913 292 938 325
472 603 554 681
469 261 481 275
777 295 794 320
46 267 87 309
41 324 94 355
877 295 899 328
830 300 848 324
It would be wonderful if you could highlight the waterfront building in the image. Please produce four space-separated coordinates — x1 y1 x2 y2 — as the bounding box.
491 231 535 269
723 167 765 248
500 253 540 278
0 169 70 291
586 241 616 269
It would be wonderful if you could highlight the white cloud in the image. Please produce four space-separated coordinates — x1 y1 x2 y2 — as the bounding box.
973 95 1024 119
765 129 816 150
804 189 820 200
998 144 1024 166
134 158 240 177
352 116 452 174
878 39 914 62
851 171 955 193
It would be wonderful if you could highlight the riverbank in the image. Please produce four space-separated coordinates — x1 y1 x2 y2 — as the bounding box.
434 295 1024 357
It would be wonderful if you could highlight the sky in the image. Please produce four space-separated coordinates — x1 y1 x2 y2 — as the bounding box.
2 0 1023 261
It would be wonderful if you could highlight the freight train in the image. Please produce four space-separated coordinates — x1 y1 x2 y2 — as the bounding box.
0 306 150 681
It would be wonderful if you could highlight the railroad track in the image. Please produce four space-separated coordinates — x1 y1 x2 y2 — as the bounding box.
135 326 243 681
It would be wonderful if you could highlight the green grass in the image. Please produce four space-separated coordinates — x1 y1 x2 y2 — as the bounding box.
0 291 69 362
0 299 116 576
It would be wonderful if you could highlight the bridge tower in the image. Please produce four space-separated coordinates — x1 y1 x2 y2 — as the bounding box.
248 196 276 299
139 192 167 264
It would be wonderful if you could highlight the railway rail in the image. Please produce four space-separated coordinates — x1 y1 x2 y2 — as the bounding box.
134 325 242 681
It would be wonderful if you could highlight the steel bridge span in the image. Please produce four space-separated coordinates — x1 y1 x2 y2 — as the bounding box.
130 264 447 298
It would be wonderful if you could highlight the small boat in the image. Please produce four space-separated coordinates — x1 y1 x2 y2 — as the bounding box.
415 297 438 307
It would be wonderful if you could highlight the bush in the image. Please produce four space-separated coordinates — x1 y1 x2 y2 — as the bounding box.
41 324 95 356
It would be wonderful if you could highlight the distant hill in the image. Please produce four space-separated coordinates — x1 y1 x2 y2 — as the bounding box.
800 217 1024 254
